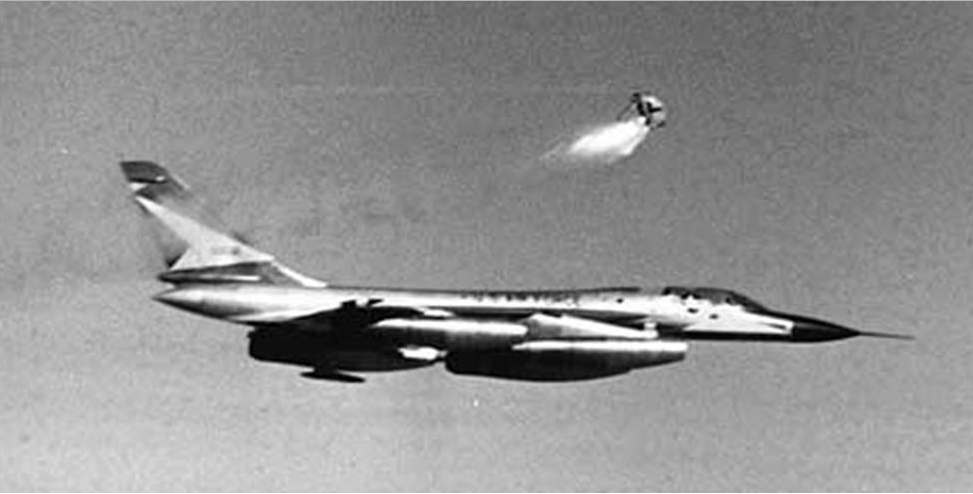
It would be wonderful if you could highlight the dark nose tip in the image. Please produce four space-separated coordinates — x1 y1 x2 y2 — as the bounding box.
788 315 860 342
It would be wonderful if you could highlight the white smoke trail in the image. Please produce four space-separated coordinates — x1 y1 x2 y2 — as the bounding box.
543 119 651 167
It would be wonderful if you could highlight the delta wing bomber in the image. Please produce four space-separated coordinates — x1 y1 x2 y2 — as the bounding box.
123 161 910 383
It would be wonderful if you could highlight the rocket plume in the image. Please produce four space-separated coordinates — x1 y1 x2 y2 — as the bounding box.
543 119 652 167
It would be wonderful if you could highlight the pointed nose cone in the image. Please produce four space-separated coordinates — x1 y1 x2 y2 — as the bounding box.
787 314 860 342
153 287 205 312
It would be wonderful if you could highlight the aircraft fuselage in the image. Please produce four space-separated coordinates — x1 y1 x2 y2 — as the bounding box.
153 283 860 343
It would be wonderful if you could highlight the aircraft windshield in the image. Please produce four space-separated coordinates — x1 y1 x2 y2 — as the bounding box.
661 286 768 311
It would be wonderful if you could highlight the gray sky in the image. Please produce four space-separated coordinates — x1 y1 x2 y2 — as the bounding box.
2 3 972 491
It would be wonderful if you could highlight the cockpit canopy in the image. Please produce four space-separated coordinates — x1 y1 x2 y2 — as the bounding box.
661 286 768 311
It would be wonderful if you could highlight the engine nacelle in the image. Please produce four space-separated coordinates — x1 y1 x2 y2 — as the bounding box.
524 313 657 340
445 339 687 381
368 317 528 351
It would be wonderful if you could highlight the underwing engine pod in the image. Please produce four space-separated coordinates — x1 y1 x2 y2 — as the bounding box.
445 339 687 381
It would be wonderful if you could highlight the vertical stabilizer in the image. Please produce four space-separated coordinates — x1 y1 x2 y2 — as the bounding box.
120 161 326 287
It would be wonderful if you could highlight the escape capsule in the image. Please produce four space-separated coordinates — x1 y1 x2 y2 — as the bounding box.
618 92 666 129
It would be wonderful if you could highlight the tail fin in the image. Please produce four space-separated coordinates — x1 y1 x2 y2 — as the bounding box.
120 161 326 287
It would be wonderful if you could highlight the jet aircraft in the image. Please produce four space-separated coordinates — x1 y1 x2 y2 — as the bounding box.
121 161 910 382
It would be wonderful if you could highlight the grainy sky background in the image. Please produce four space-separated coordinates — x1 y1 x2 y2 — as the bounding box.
2 3 972 491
